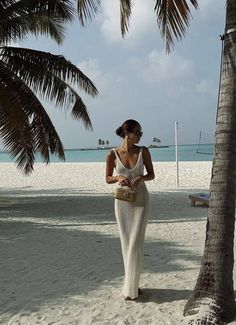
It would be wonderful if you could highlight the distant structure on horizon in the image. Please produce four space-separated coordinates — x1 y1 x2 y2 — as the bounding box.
98 139 110 149
196 131 215 155
148 137 169 149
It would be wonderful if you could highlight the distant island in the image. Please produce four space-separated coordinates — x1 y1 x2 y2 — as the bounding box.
148 145 169 148
74 137 169 151
78 147 113 151
66 145 169 151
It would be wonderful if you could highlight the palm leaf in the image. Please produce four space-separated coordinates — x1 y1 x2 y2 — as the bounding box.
5 0 75 20
0 14 66 45
120 0 132 37
1 46 97 129
154 0 198 53
0 0 75 45
0 60 65 173
77 0 100 26
1 46 98 95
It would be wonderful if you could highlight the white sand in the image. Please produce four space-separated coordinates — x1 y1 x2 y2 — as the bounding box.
0 161 235 325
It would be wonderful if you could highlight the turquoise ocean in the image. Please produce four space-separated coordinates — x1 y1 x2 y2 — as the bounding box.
0 144 214 163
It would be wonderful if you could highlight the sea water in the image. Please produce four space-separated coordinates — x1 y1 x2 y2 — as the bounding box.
0 144 214 163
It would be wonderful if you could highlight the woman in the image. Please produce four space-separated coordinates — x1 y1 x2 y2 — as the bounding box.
106 119 155 300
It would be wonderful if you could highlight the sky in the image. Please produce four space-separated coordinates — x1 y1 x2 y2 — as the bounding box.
20 0 225 149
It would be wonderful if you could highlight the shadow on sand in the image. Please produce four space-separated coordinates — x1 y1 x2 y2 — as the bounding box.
137 288 192 303
0 188 207 321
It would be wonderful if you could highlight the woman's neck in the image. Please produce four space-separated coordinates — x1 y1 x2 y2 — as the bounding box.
119 137 135 153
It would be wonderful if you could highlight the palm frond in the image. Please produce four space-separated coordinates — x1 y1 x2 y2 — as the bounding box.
37 72 93 130
0 86 35 173
64 81 93 130
154 0 198 53
5 0 75 20
1 46 98 96
0 60 65 173
1 46 96 129
77 0 100 26
0 14 66 45
0 0 75 45
120 0 132 37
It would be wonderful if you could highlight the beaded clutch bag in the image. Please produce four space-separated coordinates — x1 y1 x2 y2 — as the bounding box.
114 187 137 202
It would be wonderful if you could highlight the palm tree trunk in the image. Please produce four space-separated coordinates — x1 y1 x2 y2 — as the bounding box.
184 0 236 323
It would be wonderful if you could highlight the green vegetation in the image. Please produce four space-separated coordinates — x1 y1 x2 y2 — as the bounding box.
0 0 97 173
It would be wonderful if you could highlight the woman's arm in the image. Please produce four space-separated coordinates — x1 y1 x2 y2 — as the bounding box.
142 147 155 181
106 150 118 184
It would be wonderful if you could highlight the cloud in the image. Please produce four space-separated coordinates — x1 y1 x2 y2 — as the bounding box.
130 50 194 83
77 58 126 100
99 0 224 45
100 0 156 44
99 0 121 43
195 79 217 96
198 0 222 12
77 59 103 83
195 0 224 21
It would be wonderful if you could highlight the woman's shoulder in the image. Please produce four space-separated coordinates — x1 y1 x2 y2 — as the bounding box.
138 145 149 153
140 146 151 159
107 148 116 158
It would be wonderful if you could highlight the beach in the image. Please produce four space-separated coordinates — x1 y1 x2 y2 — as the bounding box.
1 161 235 325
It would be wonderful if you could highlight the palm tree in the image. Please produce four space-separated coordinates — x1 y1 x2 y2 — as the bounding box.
77 0 236 323
183 2 236 323
0 0 98 173
98 138 102 148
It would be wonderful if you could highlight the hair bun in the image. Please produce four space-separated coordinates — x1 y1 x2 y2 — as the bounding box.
116 126 125 137
116 119 140 138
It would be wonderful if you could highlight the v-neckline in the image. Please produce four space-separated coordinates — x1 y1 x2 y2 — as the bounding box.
115 148 142 170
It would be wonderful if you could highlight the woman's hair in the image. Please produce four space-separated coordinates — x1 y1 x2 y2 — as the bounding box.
116 119 141 138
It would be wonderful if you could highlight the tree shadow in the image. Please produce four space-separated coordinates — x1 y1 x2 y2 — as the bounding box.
137 288 192 303
0 189 206 322
149 189 208 223
0 188 208 223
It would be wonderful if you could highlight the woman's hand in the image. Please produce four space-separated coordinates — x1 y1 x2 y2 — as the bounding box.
117 175 131 187
130 176 143 190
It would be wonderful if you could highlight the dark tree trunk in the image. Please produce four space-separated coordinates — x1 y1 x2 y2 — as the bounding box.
184 0 236 323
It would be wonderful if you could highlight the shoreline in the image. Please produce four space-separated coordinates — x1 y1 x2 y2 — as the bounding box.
0 144 214 164
0 143 213 153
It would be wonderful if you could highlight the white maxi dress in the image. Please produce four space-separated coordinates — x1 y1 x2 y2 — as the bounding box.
113 147 150 299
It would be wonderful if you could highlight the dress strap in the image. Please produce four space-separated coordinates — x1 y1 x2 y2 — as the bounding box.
139 146 143 160
112 148 120 163
112 148 118 158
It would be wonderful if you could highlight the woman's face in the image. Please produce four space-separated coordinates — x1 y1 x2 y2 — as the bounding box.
128 125 143 144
